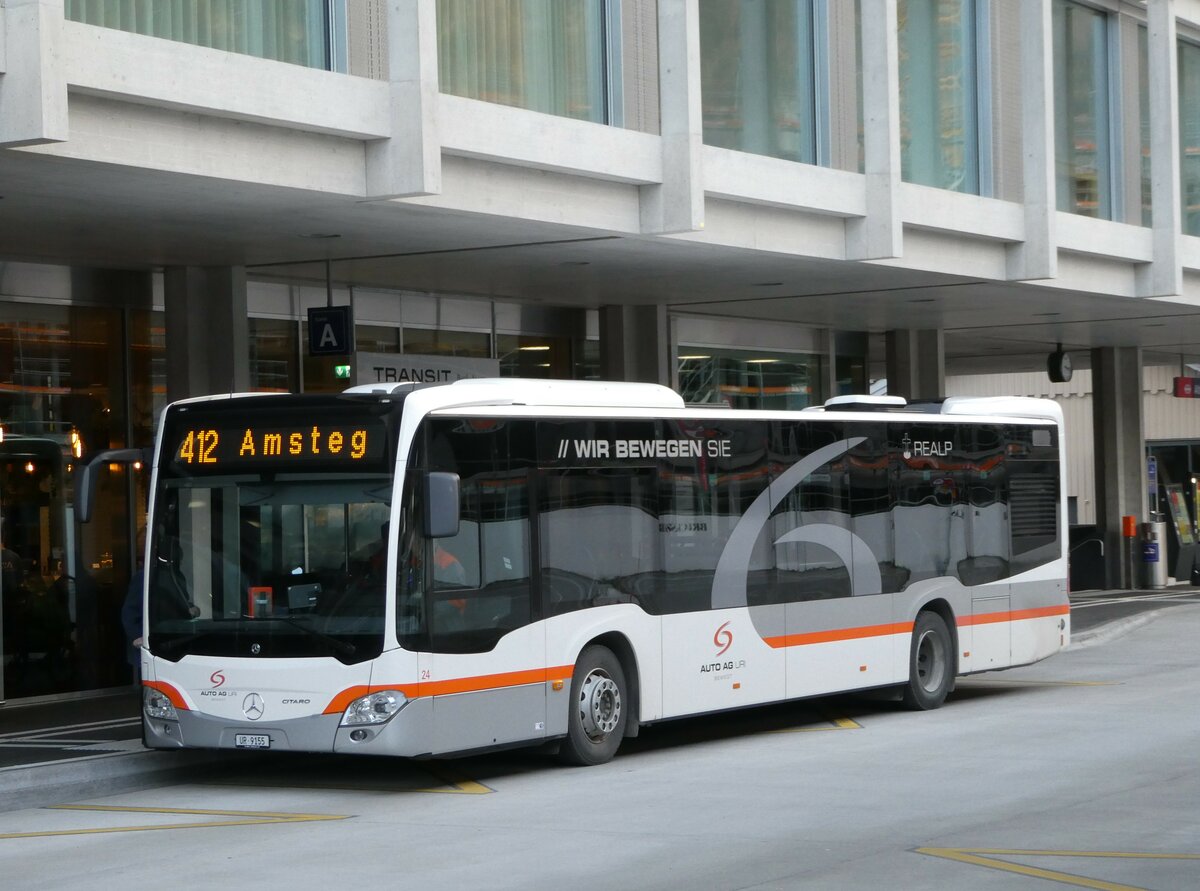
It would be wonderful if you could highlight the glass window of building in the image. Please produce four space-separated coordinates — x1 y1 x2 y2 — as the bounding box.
249 318 299 393
497 334 574 379
677 347 825 410
403 327 491 358
1053 0 1113 219
65 0 343 70
357 324 402 355
437 0 613 124
700 0 821 164
129 309 166 446
0 301 150 699
898 0 984 194
1180 40 1200 236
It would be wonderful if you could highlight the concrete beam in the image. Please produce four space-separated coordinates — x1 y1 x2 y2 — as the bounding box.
885 329 945 400
600 305 671 385
640 0 704 234
1091 347 1146 589
1138 0 1183 298
365 0 441 199
846 0 902 261
164 266 250 401
62 21 390 140
0 0 67 147
1006 0 1056 281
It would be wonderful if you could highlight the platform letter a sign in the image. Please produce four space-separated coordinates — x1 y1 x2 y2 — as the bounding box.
307 306 354 356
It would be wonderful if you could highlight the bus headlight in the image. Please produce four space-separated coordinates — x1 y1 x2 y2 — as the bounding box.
144 687 179 721
341 690 407 726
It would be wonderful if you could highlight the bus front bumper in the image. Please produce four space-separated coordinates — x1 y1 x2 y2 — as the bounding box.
144 696 434 756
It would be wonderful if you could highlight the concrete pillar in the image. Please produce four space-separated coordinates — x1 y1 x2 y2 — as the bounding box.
364 0 441 198
847 0 902 261
885 329 944 400
1139 0 1183 297
0 0 68 146
1091 347 1146 589
640 0 704 234
599 305 671 385
164 267 251 401
1006 0 1056 281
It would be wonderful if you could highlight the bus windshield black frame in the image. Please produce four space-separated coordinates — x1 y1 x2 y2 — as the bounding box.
147 395 402 664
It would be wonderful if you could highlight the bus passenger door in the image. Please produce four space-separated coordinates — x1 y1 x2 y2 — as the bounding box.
961 427 1011 672
421 418 545 755
776 421 895 699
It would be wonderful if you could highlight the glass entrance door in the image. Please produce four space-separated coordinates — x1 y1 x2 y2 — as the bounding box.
0 438 72 699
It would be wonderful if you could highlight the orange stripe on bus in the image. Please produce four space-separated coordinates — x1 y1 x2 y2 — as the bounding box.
764 622 915 649
143 680 188 710
958 604 1070 626
323 685 373 715
761 603 1067 650
322 665 576 715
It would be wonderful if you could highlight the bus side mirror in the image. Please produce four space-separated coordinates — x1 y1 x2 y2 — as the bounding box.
424 472 461 538
78 448 151 524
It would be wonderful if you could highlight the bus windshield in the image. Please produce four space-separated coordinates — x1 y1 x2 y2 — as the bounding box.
147 396 399 664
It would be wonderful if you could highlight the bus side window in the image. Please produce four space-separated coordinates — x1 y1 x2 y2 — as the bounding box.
770 421 852 602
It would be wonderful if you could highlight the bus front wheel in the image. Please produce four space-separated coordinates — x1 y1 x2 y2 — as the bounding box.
561 645 627 766
902 611 954 710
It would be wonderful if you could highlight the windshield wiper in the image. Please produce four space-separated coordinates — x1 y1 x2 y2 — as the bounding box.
155 628 215 656
270 616 357 658
152 618 357 659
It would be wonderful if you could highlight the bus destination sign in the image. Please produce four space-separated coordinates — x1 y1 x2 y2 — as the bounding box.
171 422 385 471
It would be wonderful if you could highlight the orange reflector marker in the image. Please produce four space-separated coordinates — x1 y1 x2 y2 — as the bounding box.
732 682 741 689
963 651 971 659
859 665 867 672
551 680 564 692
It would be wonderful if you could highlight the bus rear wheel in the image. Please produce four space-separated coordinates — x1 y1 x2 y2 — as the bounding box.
560 645 627 766
902 611 954 710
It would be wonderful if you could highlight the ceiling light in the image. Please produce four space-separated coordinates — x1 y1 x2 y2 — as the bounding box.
519 345 551 351
678 355 711 360
746 358 779 364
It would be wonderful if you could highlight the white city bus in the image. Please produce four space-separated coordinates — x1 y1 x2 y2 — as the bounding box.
135 379 1068 765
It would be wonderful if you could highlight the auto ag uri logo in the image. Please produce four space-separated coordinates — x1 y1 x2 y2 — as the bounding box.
210 670 226 688
713 621 733 656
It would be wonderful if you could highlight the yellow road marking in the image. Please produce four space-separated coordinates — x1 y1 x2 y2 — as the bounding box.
770 712 862 733
0 805 348 841
414 764 494 794
202 762 494 795
917 847 1200 891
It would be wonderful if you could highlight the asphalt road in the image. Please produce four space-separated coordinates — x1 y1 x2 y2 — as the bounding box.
2 603 1199 890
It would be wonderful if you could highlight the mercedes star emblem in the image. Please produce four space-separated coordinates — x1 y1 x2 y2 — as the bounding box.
243 693 265 721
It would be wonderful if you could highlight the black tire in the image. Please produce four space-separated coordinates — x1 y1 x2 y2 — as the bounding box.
560 645 627 766
902 611 954 710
